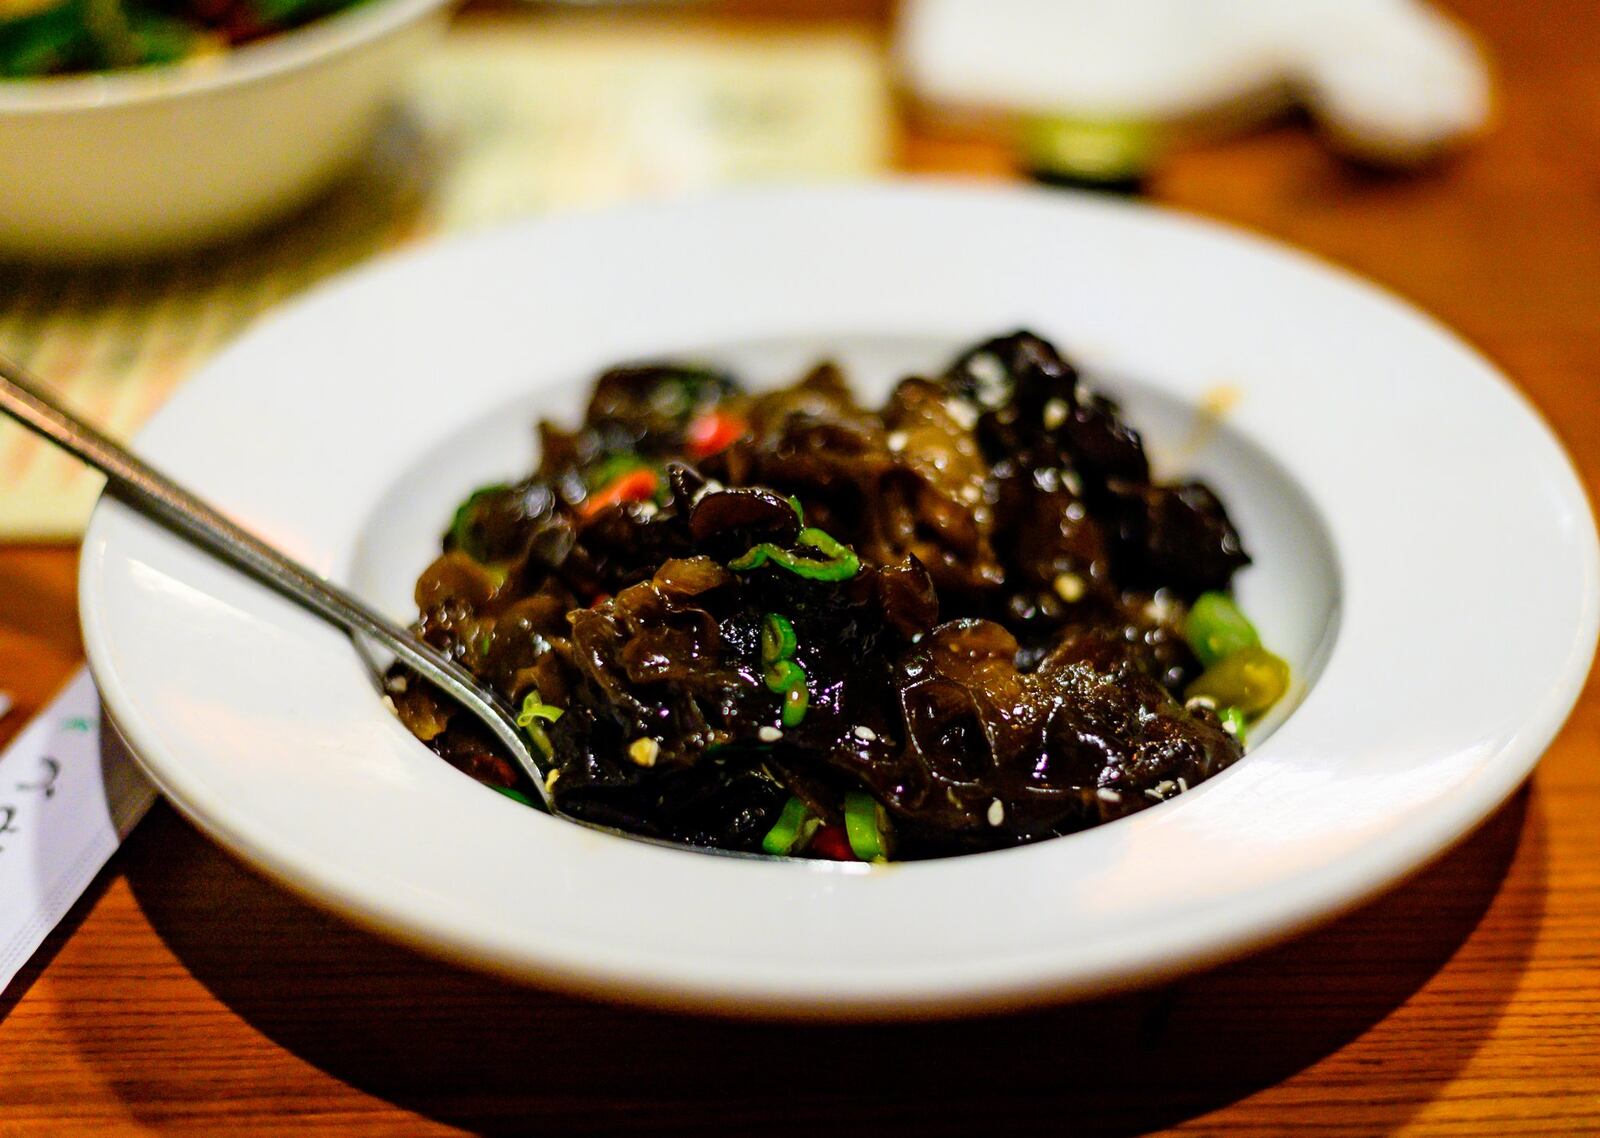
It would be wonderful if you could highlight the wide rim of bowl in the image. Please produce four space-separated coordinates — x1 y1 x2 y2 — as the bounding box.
0 0 451 113
76 182 1600 1016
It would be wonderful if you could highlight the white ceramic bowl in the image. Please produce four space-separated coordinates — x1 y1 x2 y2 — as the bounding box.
0 0 450 259
79 184 1599 1017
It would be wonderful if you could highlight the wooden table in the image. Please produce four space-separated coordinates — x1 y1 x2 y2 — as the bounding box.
2 1 1597 1133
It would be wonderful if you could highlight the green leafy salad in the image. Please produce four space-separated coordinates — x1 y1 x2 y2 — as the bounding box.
0 0 366 78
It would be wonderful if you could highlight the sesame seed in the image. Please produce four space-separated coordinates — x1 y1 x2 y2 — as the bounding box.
385 674 408 694
1061 470 1084 496
945 399 979 429
758 726 783 743
1096 788 1121 803
1043 398 1069 429
380 695 397 714
1186 695 1218 712
987 799 1005 826
959 484 981 505
545 768 562 791
1177 777 1190 793
1144 589 1177 623
689 479 724 506
853 725 877 742
627 737 660 767
1053 573 1086 603
968 353 1002 379
967 353 1006 407
887 430 908 452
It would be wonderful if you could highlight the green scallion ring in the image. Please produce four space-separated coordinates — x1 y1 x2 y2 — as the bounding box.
1184 591 1262 668
515 690 564 726
796 526 858 569
761 796 818 856
760 612 798 668
781 681 810 728
764 658 804 695
1185 646 1290 716
728 526 860 581
843 790 890 862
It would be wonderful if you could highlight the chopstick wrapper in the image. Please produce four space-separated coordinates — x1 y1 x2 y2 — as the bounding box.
0 669 155 995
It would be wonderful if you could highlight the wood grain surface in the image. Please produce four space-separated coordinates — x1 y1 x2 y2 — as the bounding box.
1 1 1597 1134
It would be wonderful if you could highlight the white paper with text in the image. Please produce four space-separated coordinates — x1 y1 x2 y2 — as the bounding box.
0 669 156 995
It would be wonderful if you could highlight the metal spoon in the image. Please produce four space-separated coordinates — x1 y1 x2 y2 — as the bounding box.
0 350 559 809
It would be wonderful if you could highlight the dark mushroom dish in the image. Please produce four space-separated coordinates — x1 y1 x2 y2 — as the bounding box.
386 331 1290 861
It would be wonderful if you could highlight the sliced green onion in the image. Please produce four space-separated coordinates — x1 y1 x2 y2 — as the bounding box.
730 526 860 581
781 682 809 728
1218 705 1248 744
491 784 536 807
1184 591 1262 667
1185 646 1290 716
843 790 891 862
763 658 810 727
760 612 798 668
759 613 809 726
761 796 819 856
516 690 564 725
796 527 858 571
515 689 563 758
763 658 804 694
730 543 781 572
447 483 510 559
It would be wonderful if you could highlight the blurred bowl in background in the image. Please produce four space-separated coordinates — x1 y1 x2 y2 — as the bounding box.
0 0 451 260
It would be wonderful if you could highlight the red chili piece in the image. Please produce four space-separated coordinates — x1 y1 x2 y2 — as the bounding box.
686 411 747 459
809 825 858 861
580 469 659 518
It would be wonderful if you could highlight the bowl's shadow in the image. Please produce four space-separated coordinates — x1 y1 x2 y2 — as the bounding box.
92 786 1540 1136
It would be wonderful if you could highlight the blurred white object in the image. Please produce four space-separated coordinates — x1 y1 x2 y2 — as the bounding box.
899 0 1492 166
0 0 450 260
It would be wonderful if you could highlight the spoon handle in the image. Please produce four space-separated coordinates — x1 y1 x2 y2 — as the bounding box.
0 351 552 805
